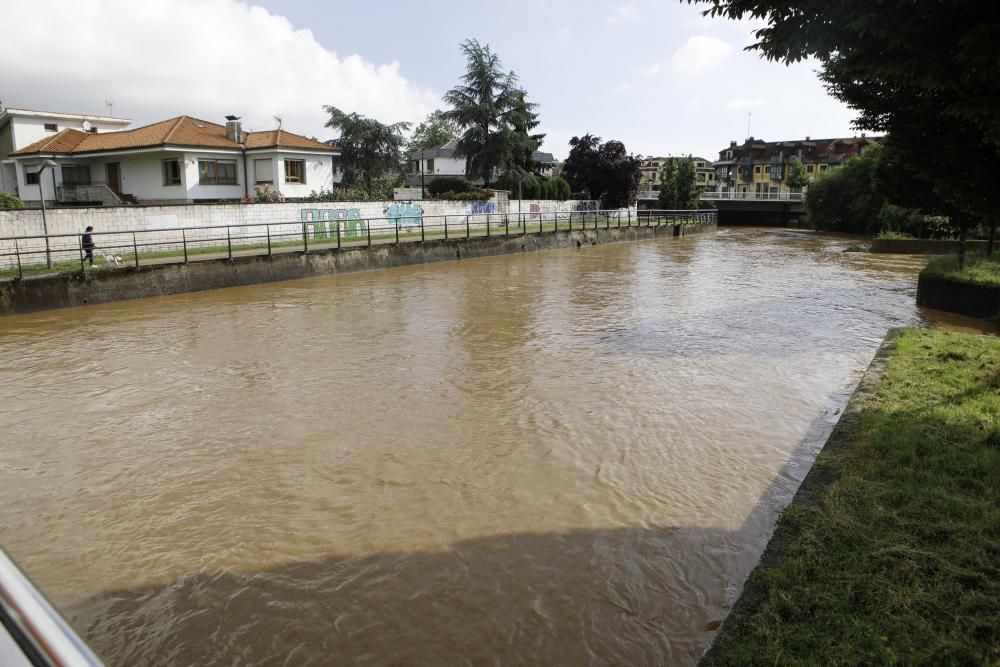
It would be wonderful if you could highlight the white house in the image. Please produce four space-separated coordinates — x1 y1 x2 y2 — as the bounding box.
8 114 340 206
405 139 558 187
0 106 132 198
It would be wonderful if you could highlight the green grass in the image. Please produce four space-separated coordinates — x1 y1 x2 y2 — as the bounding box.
706 329 1000 666
877 230 916 240
923 253 1000 288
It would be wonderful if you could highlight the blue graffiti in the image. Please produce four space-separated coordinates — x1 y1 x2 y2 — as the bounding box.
469 201 497 215
384 203 424 227
575 201 597 212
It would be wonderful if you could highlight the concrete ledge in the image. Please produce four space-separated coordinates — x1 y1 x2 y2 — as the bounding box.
917 273 1000 320
0 221 716 316
871 238 991 254
700 329 902 665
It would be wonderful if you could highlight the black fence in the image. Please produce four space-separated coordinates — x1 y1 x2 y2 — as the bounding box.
0 209 716 279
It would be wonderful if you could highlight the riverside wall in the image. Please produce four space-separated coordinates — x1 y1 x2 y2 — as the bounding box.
870 238 991 254
0 220 716 316
917 273 1000 320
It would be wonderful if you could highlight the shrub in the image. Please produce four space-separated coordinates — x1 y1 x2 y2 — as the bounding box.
551 175 572 200
433 187 492 200
241 184 286 204
428 177 474 197
0 193 25 209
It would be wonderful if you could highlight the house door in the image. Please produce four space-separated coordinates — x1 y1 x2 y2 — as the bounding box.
106 163 121 194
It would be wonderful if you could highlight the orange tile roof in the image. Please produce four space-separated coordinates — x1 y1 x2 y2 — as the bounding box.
11 116 335 156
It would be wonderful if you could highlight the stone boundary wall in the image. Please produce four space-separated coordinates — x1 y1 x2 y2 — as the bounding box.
0 220 716 316
917 273 1000 320
0 199 615 269
870 238 991 254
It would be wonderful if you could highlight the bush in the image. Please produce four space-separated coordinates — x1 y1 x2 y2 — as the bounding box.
427 177 474 197
433 187 492 200
495 171 573 200
0 193 25 209
241 184 286 204
878 203 957 239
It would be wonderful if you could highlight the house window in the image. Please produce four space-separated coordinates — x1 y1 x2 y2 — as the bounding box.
426 158 435 173
198 159 238 185
25 168 40 185
754 165 761 173
61 165 91 186
163 159 182 186
820 165 828 172
254 158 273 185
284 159 305 184
807 164 814 173
44 123 58 132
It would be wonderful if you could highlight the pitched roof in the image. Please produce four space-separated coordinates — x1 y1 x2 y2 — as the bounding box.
11 116 335 156
719 136 881 162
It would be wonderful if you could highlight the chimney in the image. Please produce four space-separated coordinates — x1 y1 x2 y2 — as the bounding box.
225 115 242 143
805 136 810 141
730 140 737 148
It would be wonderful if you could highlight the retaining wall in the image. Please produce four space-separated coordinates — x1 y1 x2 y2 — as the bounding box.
870 238 991 254
0 220 716 316
917 273 1000 320
0 199 609 269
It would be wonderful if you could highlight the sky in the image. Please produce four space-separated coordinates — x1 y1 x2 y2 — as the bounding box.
0 0 859 160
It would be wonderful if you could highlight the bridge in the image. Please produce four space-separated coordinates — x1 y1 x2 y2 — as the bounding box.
637 189 806 226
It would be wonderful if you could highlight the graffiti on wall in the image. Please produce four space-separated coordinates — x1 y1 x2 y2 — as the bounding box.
384 203 423 227
468 201 497 215
301 208 367 239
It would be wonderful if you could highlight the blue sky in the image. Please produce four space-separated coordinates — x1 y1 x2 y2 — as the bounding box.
2 0 858 160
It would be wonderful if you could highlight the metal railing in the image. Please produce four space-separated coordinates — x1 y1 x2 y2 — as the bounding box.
0 208 717 279
0 546 105 667
700 191 805 201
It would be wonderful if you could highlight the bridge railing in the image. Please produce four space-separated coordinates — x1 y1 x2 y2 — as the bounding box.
700 191 805 201
0 208 717 279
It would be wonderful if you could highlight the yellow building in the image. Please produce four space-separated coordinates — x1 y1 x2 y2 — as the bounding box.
713 136 880 197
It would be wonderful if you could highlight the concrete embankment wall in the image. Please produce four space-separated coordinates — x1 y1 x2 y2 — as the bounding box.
917 273 1000 320
871 238 991 254
0 221 716 316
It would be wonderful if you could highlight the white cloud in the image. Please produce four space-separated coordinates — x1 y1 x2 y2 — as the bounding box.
555 27 574 41
670 35 734 75
0 0 439 140
605 4 638 25
727 97 766 110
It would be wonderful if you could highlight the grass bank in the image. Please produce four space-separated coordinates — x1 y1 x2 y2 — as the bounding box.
922 253 1000 287
704 328 1000 665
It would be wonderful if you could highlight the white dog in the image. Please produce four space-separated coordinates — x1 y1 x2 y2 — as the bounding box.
96 249 124 267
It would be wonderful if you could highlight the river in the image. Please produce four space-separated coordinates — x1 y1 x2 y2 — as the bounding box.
0 228 993 666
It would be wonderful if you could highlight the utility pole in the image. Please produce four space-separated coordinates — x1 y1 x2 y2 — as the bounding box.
420 150 426 199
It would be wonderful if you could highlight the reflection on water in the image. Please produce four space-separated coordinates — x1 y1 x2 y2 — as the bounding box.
0 228 991 665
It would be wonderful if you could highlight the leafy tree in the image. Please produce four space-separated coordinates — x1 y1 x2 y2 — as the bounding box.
657 159 678 209
409 110 458 151
686 0 1000 265
674 157 703 209
562 135 641 208
785 159 809 190
444 40 545 186
805 152 884 235
503 88 545 173
324 106 410 192
444 40 519 187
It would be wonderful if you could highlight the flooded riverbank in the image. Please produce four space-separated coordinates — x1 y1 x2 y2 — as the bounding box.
0 228 992 665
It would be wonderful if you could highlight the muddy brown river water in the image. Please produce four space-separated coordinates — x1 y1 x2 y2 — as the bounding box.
0 228 995 666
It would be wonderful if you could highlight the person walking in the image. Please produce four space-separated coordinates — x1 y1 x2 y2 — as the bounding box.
81 226 96 267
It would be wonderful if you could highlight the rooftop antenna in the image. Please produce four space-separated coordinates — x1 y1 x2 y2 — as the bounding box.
273 115 283 129
105 99 114 116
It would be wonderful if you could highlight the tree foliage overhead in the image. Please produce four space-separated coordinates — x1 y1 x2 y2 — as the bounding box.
687 0 1000 263
562 134 641 208
443 39 543 186
408 110 459 152
324 106 410 191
